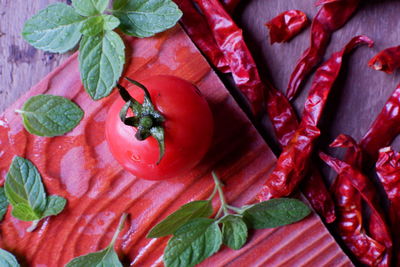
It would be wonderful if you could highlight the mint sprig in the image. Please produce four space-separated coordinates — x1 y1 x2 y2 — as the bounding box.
22 0 182 101
65 213 127 267
4 156 67 232
148 172 311 267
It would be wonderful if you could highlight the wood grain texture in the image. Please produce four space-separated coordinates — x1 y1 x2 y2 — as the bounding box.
0 18 353 267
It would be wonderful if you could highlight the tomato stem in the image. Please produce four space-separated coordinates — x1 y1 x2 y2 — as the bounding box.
117 78 166 164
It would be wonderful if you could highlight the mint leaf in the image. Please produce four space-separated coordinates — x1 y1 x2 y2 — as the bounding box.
72 0 109 16
65 247 122 267
17 95 84 137
80 15 120 36
164 218 222 267
0 187 8 221
112 0 182 38
65 213 127 267
147 200 213 238
42 195 67 217
79 31 125 100
0 248 20 267
80 16 105 36
243 198 311 229
11 203 41 221
5 156 47 218
103 15 121 31
22 3 85 53
220 215 247 250
5 156 67 230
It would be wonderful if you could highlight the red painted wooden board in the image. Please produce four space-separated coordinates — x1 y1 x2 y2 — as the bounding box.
0 26 352 266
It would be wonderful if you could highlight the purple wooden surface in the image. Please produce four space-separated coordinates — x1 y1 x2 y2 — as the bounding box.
235 0 400 173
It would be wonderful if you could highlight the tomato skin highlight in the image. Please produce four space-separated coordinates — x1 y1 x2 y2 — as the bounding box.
106 75 214 180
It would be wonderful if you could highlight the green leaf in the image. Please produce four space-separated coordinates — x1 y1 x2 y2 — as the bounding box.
147 200 213 238
0 248 20 267
11 203 41 221
243 198 311 229
22 3 85 53
4 156 67 227
72 0 109 16
80 15 120 36
164 218 222 267
65 213 127 267
42 195 67 217
79 31 125 100
0 187 9 221
80 16 105 36
220 215 247 250
5 156 47 217
103 15 121 31
65 246 122 267
18 95 84 137
112 0 182 38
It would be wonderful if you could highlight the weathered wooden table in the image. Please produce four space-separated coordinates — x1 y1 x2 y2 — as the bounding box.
1 0 400 265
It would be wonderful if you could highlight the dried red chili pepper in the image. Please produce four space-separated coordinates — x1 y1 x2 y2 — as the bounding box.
376 147 400 226
188 0 335 222
264 85 335 222
221 0 241 13
376 147 400 265
360 84 400 162
265 10 309 44
193 0 265 116
326 135 388 266
320 149 392 266
257 35 373 201
368 46 400 74
286 0 360 100
174 0 230 73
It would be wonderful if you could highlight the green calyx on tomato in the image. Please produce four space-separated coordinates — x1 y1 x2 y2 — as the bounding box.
117 77 165 164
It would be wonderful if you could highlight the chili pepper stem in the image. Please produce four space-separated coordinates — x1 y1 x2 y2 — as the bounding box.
212 171 230 216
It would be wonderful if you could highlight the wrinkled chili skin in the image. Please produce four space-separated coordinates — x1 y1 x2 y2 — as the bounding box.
194 0 265 116
377 147 400 266
286 0 360 100
174 0 230 73
361 85 400 163
266 10 309 44
257 36 373 201
376 148 400 217
320 149 392 266
327 135 387 266
368 46 400 74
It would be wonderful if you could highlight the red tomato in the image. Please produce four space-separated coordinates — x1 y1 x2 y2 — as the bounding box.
106 75 214 180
